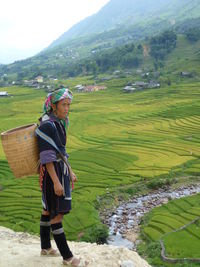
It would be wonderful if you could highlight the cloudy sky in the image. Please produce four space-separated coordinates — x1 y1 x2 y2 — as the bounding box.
0 0 110 64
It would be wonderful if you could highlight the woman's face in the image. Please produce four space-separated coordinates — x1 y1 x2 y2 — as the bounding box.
52 98 71 119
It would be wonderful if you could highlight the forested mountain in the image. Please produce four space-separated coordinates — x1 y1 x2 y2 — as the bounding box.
0 0 200 81
49 0 200 49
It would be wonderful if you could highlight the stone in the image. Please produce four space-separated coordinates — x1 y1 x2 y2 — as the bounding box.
120 260 135 267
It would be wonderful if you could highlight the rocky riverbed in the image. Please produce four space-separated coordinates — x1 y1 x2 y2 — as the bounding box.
101 183 200 250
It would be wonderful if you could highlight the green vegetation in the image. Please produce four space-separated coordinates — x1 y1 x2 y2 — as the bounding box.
1 77 200 247
185 27 200 43
67 42 143 76
1 2 200 81
49 0 200 48
138 193 200 266
1 28 199 83
150 30 177 60
79 223 109 244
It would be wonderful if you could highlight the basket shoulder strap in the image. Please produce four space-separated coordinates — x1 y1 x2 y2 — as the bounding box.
35 122 71 171
35 126 61 154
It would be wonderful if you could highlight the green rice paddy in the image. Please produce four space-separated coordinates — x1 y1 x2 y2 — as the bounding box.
1 79 200 266
139 193 200 266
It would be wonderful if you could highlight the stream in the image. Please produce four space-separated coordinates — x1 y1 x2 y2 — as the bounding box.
103 183 200 250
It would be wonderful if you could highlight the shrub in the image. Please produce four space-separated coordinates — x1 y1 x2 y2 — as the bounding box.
80 223 109 244
147 178 172 190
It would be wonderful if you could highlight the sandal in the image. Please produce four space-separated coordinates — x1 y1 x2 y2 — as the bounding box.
41 247 59 257
63 256 89 266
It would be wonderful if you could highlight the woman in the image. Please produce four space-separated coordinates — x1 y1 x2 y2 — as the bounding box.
36 87 86 266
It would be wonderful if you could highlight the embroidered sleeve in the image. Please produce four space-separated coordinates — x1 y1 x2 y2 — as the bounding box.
40 150 57 164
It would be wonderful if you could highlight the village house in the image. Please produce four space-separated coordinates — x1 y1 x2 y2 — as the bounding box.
0 91 9 97
132 81 148 89
75 84 107 93
24 80 34 87
141 72 150 78
147 81 160 89
23 79 44 89
136 69 143 74
123 86 136 93
84 85 107 92
95 85 107 91
124 71 132 75
49 77 58 81
75 84 85 92
75 84 83 89
126 81 133 86
34 75 44 83
45 85 55 92
180 71 193 78
113 70 121 75
123 80 160 93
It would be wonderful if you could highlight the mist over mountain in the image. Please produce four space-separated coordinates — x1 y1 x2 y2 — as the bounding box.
0 0 200 81
49 0 200 49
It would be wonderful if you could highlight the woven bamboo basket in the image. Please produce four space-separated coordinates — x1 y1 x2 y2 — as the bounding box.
1 123 40 178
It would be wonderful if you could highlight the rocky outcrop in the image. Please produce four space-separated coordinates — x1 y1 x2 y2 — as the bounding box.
0 226 151 267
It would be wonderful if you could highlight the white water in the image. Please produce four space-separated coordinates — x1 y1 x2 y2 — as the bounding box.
106 184 200 249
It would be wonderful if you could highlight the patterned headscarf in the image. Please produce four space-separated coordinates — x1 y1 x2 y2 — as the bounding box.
43 87 73 128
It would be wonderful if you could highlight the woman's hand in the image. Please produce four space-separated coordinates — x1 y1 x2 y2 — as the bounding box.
46 162 64 196
71 170 78 182
54 181 64 196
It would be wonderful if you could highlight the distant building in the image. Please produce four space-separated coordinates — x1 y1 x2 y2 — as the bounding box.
49 77 58 81
126 82 133 86
123 86 136 93
75 84 107 93
75 84 83 89
113 70 121 75
136 69 143 74
141 72 150 78
95 85 107 91
147 81 160 89
123 80 160 93
180 71 192 78
132 81 148 89
125 71 132 75
84 85 106 92
0 91 9 97
24 80 34 87
75 85 85 92
35 76 44 83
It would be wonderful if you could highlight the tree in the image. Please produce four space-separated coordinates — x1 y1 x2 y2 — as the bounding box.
185 28 200 42
150 30 177 62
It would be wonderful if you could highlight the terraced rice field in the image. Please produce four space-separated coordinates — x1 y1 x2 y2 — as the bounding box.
140 193 200 266
0 80 200 244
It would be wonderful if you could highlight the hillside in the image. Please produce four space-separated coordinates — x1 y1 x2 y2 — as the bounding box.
49 0 200 49
0 1 200 82
1 29 199 86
